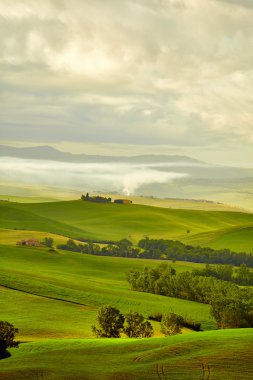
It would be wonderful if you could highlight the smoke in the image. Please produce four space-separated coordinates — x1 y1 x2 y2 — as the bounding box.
0 157 189 195
122 169 188 195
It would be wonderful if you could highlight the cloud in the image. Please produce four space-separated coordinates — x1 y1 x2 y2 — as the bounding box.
217 0 253 9
0 0 253 154
0 157 189 195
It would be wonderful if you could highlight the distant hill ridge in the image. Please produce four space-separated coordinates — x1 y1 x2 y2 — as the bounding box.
0 145 207 165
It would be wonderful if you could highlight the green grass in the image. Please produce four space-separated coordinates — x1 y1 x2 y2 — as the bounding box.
0 244 214 341
0 199 252 378
1 199 253 251
183 225 253 252
1 329 252 379
0 228 80 246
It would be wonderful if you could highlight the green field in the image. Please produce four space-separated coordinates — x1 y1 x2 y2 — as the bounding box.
0 199 252 251
183 225 253 252
1 198 253 379
0 246 252 379
1 330 252 380
0 244 214 341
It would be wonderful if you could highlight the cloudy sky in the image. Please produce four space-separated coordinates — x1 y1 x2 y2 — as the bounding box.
0 0 253 165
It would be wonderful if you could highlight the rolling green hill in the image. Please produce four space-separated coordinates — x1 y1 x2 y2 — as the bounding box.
0 199 252 252
183 225 253 252
1 329 252 380
0 244 214 341
1 198 252 379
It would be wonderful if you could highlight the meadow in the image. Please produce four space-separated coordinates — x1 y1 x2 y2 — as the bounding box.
0 198 252 379
1 330 252 379
0 243 214 341
0 198 253 251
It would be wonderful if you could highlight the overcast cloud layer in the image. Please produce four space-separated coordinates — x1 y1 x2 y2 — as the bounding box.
0 0 253 162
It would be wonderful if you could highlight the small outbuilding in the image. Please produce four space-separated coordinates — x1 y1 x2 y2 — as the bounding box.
16 239 42 247
114 199 132 204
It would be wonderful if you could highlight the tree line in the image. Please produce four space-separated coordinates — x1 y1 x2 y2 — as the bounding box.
126 263 253 329
56 237 253 271
193 263 253 286
81 193 112 203
138 237 253 267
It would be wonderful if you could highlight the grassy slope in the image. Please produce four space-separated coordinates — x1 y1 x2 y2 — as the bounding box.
0 244 214 341
1 199 253 251
0 228 81 246
1 201 252 379
0 193 245 211
0 202 94 239
1 329 252 380
184 225 253 252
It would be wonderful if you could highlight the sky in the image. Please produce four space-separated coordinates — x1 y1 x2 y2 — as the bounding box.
0 0 253 166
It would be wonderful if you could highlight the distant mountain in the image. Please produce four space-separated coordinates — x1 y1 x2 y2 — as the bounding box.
0 145 206 165
0 145 252 181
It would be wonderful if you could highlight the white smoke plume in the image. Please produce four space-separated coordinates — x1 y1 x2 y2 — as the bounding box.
0 157 189 195
122 170 188 196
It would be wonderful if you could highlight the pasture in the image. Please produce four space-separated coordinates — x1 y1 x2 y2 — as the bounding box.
0 244 214 341
1 329 252 379
0 199 252 251
0 198 252 379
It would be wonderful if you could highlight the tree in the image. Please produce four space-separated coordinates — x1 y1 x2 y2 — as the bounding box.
92 306 125 338
0 321 19 359
210 288 253 329
124 311 153 338
140 321 154 337
42 237 54 248
160 313 184 336
234 264 252 285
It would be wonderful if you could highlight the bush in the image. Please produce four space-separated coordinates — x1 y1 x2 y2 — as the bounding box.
42 237 54 248
160 313 184 336
0 321 19 359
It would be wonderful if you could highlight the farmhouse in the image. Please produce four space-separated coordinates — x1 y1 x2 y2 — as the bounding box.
16 239 42 247
114 199 132 204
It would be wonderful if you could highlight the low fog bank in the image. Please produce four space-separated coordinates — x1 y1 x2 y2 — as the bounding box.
0 157 189 196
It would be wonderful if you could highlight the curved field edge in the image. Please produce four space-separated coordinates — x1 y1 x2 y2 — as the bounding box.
1 329 253 380
0 244 215 337
0 200 253 251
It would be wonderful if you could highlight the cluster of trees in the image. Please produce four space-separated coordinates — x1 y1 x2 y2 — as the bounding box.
57 238 140 258
0 321 19 359
193 263 253 286
81 193 112 203
57 236 253 269
92 306 153 338
92 306 201 338
126 263 253 329
138 237 253 267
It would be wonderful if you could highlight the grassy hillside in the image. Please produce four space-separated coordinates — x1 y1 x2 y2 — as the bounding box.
0 192 245 211
0 244 214 341
184 225 253 252
0 200 252 379
0 228 80 246
1 329 252 380
1 199 252 251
